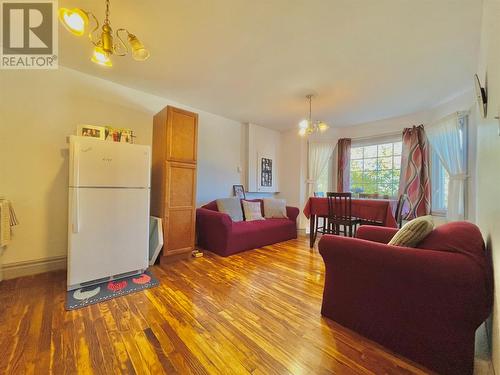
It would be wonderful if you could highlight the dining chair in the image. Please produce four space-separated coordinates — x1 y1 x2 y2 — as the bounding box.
395 194 410 228
324 192 361 237
313 192 327 235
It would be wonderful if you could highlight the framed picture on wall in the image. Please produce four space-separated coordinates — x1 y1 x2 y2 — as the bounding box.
77 125 106 140
257 154 275 192
261 158 272 187
233 184 246 199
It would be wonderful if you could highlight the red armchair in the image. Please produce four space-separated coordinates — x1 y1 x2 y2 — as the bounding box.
196 200 299 256
318 222 493 375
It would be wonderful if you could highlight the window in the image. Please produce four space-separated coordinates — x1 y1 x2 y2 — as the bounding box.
350 141 402 198
316 155 332 194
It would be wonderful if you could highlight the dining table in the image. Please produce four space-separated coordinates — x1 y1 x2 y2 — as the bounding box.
303 197 398 248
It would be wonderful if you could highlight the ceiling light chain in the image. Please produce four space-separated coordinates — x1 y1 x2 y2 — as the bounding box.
59 0 150 67
298 94 330 136
104 0 110 25
308 94 312 122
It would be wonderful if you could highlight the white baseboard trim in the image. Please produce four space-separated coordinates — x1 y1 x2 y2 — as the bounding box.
2 255 66 280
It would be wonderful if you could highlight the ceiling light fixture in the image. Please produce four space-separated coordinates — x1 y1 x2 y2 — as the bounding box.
59 0 150 67
298 95 329 136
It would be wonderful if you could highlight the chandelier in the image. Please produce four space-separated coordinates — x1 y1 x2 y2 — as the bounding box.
58 0 150 67
298 95 329 136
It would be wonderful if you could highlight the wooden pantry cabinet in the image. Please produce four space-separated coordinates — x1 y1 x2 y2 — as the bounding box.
151 105 198 263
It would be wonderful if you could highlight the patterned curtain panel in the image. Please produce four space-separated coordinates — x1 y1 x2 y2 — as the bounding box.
336 138 351 192
399 125 431 219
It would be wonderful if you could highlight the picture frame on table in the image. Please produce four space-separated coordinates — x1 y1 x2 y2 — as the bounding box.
77 125 106 140
233 184 246 199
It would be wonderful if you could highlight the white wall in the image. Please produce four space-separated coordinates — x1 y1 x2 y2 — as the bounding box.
245 123 280 193
475 0 500 372
277 130 308 229
334 90 473 139
0 67 244 267
196 113 243 204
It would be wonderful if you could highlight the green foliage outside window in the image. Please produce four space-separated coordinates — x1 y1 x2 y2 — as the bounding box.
350 142 402 198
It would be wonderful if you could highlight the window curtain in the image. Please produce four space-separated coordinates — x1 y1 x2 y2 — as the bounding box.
399 125 431 219
307 142 334 197
336 138 351 192
427 113 467 221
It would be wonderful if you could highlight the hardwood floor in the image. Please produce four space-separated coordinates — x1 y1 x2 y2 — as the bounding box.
0 235 430 374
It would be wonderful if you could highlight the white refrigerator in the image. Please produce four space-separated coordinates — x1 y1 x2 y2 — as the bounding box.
67 136 151 290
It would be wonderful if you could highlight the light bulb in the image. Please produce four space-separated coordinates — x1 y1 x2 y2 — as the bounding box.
59 8 88 36
91 46 112 67
298 128 307 136
128 34 150 61
299 119 309 130
318 122 329 132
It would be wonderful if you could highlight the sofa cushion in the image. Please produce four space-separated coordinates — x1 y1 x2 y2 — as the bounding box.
388 215 434 247
242 200 265 221
216 198 243 222
203 201 219 211
263 198 288 219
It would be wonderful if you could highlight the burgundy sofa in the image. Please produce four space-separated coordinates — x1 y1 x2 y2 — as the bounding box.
196 199 299 256
318 222 493 375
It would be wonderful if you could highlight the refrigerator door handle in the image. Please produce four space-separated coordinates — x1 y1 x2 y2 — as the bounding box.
73 142 80 187
72 188 80 233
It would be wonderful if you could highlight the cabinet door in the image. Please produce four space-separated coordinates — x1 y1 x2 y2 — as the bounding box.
166 106 198 164
163 161 197 256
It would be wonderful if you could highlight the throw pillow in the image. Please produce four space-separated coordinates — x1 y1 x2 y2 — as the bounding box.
388 215 434 247
242 200 265 221
263 198 288 219
216 198 244 222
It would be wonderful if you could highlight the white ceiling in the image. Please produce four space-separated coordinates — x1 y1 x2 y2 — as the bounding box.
59 0 482 130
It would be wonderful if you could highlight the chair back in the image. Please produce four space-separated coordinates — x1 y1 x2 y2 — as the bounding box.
395 194 410 228
313 192 325 197
326 192 352 220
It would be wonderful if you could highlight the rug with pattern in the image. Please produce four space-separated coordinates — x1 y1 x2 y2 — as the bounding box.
65 270 159 310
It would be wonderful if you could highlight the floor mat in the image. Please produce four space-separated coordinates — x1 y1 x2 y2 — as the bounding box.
65 270 159 310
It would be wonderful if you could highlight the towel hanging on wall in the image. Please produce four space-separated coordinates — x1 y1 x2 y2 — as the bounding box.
0 198 18 247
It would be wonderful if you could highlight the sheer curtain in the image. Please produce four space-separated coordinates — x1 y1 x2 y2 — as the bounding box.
307 142 334 197
427 113 467 221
